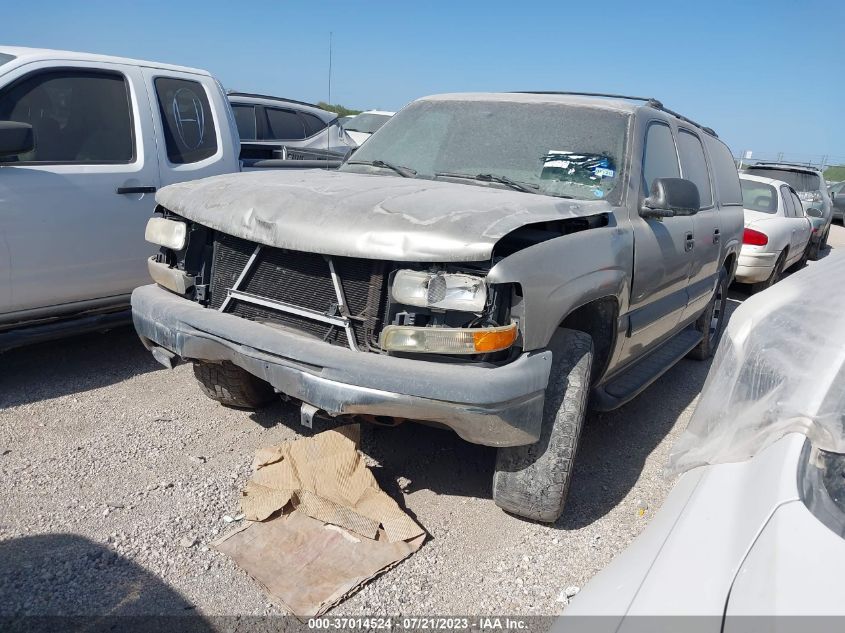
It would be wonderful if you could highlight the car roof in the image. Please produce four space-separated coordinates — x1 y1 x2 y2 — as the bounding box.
359 110 395 116
746 162 824 175
419 91 642 114
226 92 337 123
739 173 793 189
0 45 210 76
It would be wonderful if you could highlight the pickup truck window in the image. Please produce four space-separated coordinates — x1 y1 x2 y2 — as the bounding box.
232 104 257 140
0 70 133 164
341 99 629 202
641 122 680 194
154 77 218 164
264 107 306 140
677 129 713 208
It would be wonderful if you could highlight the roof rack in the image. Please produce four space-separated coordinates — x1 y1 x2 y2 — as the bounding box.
226 91 326 111
514 91 718 138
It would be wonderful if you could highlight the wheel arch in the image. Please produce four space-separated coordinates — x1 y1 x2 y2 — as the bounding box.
558 296 619 384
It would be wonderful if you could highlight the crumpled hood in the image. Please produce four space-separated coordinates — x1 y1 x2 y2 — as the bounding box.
156 169 611 262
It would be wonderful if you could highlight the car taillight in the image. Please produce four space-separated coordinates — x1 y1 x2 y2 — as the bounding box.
743 228 769 246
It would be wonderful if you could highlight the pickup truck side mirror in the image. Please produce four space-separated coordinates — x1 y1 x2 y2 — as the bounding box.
0 121 34 159
640 177 700 219
806 207 824 219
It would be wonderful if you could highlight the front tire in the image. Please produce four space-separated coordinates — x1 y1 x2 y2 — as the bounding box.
688 266 729 360
492 329 593 523
192 361 276 409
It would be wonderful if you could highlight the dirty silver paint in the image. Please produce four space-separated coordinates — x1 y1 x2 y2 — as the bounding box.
155 169 614 262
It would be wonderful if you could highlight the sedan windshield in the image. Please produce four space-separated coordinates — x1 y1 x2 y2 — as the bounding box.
744 167 821 193
340 99 629 202
345 113 391 134
740 179 778 213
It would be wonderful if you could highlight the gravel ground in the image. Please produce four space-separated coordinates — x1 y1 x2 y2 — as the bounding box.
1 227 842 621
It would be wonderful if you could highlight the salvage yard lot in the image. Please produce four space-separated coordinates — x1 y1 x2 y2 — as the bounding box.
2 224 843 617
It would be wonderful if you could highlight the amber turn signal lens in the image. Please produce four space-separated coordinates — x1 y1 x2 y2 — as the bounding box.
472 323 518 352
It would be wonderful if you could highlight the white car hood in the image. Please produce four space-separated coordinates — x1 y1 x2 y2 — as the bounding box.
155 169 611 262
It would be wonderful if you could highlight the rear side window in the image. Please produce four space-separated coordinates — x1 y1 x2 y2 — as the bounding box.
705 136 743 205
0 70 133 164
231 104 257 140
790 191 805 216
780 186 796 217
264 107 306 140
641 122 679 194
677 130 713 208
154 77 217 164
740 180 777 213
300 112 328 137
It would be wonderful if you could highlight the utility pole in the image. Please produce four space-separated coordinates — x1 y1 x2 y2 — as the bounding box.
328 31 333 107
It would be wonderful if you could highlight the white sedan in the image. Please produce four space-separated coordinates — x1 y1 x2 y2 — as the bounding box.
735 174 812 292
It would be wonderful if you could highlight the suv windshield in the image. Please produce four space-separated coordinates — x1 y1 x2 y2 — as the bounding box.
345 113 391 134
341 99 629 202
744 167 821 192
740 179 778 213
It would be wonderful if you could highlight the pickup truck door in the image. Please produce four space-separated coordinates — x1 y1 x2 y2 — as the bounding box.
679 128 720 321
621 121 693 365
0 61 160 315
139 69 239 188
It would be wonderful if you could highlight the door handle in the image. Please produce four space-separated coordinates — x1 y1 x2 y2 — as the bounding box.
116 186 156 195
685 232 695 252
713 228 721 244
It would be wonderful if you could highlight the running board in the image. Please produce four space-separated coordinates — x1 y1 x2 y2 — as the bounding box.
592 328 703 411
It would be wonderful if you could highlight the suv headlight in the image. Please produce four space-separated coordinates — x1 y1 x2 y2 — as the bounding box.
145 217 187 250
391 269 487 312
381 322 517 354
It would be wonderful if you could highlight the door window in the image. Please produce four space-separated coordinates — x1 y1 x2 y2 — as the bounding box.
154 77 217 164
264 107 306 140
781 186 796 217
300 112 327 137
677 130 713 208
0 70 133 163
790 191 806 217
641 122 679 195
231 104 257 140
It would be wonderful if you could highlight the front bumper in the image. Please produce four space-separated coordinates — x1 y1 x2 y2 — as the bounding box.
735 249 777 283
131 284 553 447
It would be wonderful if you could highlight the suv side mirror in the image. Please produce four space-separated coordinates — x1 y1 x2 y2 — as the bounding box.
0 121 34 159
806 207 824 219
640 178 700 219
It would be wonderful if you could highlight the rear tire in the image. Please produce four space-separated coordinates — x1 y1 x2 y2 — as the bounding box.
688 266 729 360
492 329 593 523
808 237 822 261
751 251 786 294
192 361 275 409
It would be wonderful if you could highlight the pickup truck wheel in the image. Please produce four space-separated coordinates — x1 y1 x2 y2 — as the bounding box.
192 361 275 409
687 266 729 360
492 329 593 523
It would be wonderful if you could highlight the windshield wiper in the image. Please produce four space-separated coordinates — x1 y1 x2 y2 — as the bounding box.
434 172 539 194
347 159 416 178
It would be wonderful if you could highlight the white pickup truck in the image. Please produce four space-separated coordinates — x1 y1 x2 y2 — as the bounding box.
0 46 326 351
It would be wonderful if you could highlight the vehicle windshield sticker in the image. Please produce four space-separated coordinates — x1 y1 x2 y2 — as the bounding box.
593 188 605 198
540 151 617 185
172 88 206 149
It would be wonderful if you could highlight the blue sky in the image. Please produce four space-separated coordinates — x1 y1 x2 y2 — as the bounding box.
3 0 843 163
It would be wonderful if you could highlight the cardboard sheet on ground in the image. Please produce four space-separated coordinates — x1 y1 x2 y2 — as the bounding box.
214 424 425 616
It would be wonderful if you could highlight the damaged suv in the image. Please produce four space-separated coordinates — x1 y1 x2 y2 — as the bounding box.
132 92 743 522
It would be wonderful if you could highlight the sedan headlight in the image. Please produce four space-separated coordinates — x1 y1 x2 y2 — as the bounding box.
145 217 187 250
391 269 487 312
